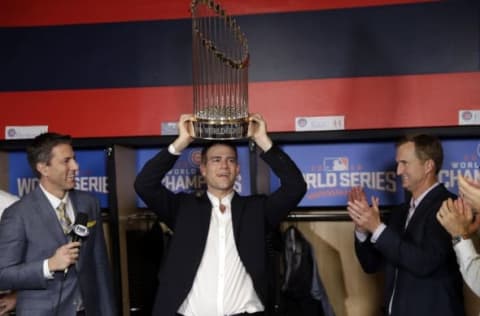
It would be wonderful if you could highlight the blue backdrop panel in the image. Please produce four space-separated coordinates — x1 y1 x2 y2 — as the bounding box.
273 139 480 208
440 139 480 193
8 149 108 208
136 146 251 208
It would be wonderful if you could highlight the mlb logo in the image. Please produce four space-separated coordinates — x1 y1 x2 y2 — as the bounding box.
323 157 349 171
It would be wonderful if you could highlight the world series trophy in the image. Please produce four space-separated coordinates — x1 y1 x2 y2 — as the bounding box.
191 0 250 139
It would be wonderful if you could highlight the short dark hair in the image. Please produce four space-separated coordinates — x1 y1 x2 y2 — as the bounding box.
26 132 72 178
396 134 443 174
200 141 238 164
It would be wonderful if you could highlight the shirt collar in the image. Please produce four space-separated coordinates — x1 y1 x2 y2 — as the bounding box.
206 191 234 208
411 182 439 209
39 184 69 209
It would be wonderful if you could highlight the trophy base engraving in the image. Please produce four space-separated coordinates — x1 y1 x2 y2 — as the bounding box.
193 118 249 140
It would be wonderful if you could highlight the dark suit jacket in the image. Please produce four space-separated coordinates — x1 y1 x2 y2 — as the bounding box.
134 145 307 316
0 187 117 316
355 184 465 316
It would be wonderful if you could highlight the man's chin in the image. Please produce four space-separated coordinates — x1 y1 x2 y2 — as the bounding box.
219 185 235 192
65 182 76 190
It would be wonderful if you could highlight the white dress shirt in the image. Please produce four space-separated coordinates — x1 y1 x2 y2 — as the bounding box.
454 237 480 296
178 191 264 316
0 190 19 219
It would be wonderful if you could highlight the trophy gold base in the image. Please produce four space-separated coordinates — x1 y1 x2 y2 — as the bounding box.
193 118 249 140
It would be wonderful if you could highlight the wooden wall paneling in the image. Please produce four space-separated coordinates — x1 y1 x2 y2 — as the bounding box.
112 144 138 316
287 219 480 316
282 221 384 316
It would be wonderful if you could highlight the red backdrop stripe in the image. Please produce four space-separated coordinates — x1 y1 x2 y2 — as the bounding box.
0 0 437 27
1 71 478 139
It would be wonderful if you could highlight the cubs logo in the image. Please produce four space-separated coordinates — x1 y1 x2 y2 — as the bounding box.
189 149 202 167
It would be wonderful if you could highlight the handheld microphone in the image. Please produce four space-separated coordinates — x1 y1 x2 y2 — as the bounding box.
70 213 89 242
65 213 89 275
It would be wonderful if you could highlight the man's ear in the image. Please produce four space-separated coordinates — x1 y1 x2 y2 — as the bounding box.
200 164 206 176
425 159 435 174
36 162 48 177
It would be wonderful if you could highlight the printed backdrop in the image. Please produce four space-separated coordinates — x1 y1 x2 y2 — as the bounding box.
8 150 109 207
135 146 251 207
7 139 479 209
272 139 480 207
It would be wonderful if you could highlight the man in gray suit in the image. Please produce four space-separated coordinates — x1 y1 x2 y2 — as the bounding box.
0 133 117 316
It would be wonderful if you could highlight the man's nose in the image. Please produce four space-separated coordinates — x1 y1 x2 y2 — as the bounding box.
71 159 80 170
396 165 402 175
220 160 228 168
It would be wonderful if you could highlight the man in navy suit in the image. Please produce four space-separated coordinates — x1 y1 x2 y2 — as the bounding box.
347 134 465 316
135 113 307 316
0 133 117 316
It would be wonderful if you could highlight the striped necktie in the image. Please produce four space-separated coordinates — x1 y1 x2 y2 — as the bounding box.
56 201 71 234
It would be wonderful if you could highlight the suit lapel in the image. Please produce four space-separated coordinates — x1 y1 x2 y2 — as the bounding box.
390 202 410 233
69 190 88 271
405 184 444 231
69 190 81 220
194 192 214 256
399 203 409 229
231 193 245 241
33 187 67 245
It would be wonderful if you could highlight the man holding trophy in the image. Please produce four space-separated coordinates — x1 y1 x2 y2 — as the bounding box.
135 112 306 316
135 2 306 314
